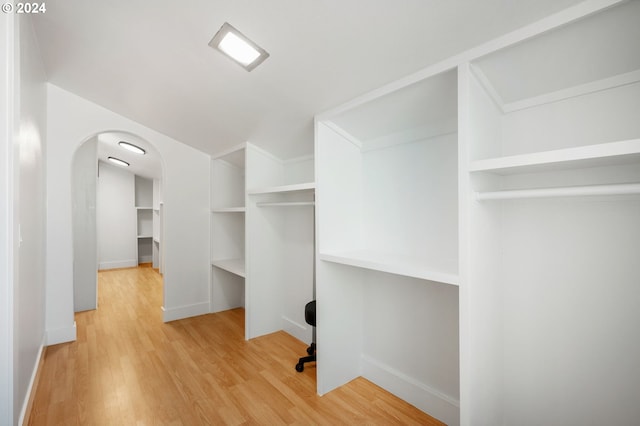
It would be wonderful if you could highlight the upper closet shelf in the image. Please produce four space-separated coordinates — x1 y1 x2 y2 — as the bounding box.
136 206 153 210
212 207 246 213
256 201 314 207
470 139 640 175
319 250 459 286
247 182 315 195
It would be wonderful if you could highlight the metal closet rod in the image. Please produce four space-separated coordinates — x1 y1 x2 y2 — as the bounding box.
475 182 640 201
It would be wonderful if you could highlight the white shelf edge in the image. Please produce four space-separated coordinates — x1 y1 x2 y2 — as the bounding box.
247 182 315 195
470 139 640 175
211 207 246 213
136 206 153 210
137 235 153 239
318 251 459 286
256 201 315 207
211 258 246 278
476 182 640 201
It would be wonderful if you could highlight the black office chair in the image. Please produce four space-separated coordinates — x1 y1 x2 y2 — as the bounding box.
295 300 316 372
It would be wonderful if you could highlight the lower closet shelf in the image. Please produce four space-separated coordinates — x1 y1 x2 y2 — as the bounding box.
319 250 459 285
211 258 245 278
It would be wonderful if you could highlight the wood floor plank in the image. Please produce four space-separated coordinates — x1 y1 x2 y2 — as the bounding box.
28 266 446 425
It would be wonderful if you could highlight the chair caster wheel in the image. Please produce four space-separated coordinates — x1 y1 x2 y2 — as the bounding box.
295 363 304 372
307 347 314 356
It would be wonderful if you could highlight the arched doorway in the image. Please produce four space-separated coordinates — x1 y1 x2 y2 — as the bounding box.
71 131 164 311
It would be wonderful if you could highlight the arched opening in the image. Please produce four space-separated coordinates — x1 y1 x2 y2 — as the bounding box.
71 130 164 312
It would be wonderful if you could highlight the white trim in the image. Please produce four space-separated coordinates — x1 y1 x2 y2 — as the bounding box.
46 322 77 346
98 259 137 270
246 142 283 165
162 301 210 322
321 121 362 149
362 125 457 153
18 337 45 426
281 315 308 343
468 64 506 113
362 355 460 426
211 142 246 160
503 69 640 113
283 154 314 165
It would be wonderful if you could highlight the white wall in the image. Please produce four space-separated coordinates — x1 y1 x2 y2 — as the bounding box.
46 84 210 342
0 13 48 426
96 161 136 270
0 11 14 424
71 139 97 311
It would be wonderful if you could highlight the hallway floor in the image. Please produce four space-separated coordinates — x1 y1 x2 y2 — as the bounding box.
27 265 444 425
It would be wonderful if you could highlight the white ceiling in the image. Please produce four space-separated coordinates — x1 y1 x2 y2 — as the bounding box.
96 131 163 179
32 0 584 160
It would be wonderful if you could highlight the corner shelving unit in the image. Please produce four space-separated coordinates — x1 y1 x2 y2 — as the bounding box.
309 1 640 425
135 176 154 265
315 67 460 425
245 144 315 342
459 1 640 424
210 144 246 314
152 179 163 272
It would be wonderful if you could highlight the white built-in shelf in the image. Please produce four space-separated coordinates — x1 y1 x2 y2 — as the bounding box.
212 207 246 213
211 258 245 278
319 250 459 286
136 206 153 210
247 182 315 195
256 201 315 207
470 139 640 175
137 235 153 239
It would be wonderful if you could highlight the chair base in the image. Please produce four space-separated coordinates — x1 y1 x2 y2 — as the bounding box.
295 343 316 372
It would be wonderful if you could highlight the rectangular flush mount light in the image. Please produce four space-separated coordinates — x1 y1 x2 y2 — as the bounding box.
209 22 269 71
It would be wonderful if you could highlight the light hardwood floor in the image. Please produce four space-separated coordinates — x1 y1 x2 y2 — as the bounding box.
28 265 445 425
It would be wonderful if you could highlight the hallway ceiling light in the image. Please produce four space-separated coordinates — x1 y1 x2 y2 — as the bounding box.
209 22 269 71
119 141 146 155
108 156 130 167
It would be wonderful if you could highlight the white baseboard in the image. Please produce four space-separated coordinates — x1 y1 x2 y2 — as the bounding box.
281 315 311 344
362 355 460 426
19 337 45 426
46 321 76 345
98 259 137 270
162 302 210 322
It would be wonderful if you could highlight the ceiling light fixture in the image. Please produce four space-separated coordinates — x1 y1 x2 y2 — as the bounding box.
209 22 269 71
108 157 130 167
119 141 146 155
